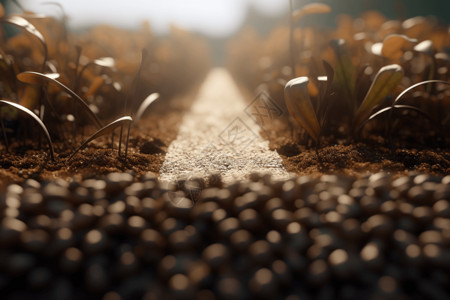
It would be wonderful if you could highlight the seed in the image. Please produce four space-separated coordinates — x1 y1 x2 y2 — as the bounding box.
230 229 253 251
60 247 83 273
234 192 260 213
168 274 194 298
217 276 246 300
20 229 50 252
249 240 272 264
378 276 397 294
433 200 450 218
83 229 108 255
238 208 262 232
127 215 147 235
202 243 229 270
217 217 240 238
361 241 384 270
0 217 27 245
271 208 293 230
266 230 283 252
249 268 276 297
308 259 330 286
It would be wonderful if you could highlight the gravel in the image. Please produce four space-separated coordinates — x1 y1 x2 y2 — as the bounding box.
159 68 290 184
1 171 449 299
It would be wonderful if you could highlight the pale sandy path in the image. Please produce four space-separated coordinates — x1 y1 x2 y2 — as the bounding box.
159 68 290 184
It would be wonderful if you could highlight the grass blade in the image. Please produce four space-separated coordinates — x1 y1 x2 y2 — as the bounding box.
68 116 132 161
354 64 404 130
381 34 417 60
393 80 449 105
292 3 331 23
0 100 54 160
134 92 160 126
1 15 48 71
284 77 321 143
17 71 103 128
331 39 356 110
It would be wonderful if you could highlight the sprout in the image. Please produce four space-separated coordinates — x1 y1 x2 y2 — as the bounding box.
414 40 434 55
331 39 356 110
284 77 321 143
134 92 160 126
381 34 417 60
0 15 48 71
288 1 331 77
17 71 103 129
68 116 133 161
292 3 331 23
0 100 55 160
353 64 404 131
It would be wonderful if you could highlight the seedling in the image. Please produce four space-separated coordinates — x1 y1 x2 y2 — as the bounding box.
0 99 54 160
284 64 404 145
134 92 160 126
17 71 103 128
0 15 48 72
68 116 133 161
288 1 331 76
74 56 115 93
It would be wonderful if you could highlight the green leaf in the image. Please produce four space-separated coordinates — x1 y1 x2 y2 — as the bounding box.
0 100 55 160
354 64 404 129
330 39 355 109
284 77 321 143
68 116 133 161
17 71 103 129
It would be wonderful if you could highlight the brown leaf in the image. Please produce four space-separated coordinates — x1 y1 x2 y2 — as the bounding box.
293 3 331 23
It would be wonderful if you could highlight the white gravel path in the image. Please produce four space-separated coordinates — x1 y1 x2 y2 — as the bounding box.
159 68 290 184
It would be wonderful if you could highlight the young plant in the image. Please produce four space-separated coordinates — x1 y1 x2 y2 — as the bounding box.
0 99 54 160
68 116 133 161
134 92 160 126
0 15 48 72
284 64 404 145
17 71 103 128
288 1 331 76
284 76 321 144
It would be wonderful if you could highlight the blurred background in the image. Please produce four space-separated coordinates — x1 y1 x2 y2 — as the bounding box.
8 0 447 36
2 0 449 64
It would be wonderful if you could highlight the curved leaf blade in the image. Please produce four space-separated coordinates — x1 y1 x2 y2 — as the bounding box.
17 71 103 128
68 116 132 161
0 100 55 160
1 15 48 68
134 93 160 126
393 80 450 105
354 64 404 129
293 3 331 23
284 77 321 143
381 34 417 60
330 39 355 106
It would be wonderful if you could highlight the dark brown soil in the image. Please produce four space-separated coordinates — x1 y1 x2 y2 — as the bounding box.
0 85 200 190
264 118 450 178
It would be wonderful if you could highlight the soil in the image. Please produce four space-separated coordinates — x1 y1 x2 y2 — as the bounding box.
237 84 450 180
263 117 450 178
0 75 449 191
0 84 201 190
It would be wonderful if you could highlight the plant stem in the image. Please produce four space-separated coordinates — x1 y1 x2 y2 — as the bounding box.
124 122 131 160
0 110 9 152
289 0 296 78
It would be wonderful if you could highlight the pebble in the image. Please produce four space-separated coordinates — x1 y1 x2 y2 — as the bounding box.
0 171 449 299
